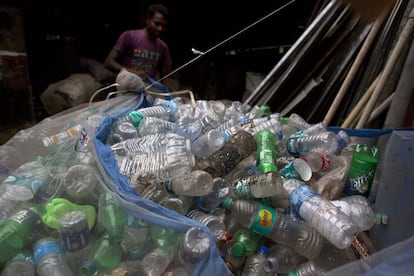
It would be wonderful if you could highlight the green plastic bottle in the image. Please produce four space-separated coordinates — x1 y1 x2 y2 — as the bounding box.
345 144 380 197
149 224 178 248
256 129 278 173
80 234 122 276
0 205 45 265
43 197 96 230
230 227 265 257
97 192 127 241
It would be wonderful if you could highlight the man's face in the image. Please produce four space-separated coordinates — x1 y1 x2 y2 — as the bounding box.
146 12 167 39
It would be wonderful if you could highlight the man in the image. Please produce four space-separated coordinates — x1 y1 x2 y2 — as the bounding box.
104 3 175 91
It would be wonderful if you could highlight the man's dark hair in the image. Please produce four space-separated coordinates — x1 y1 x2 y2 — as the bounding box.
147 3 169 19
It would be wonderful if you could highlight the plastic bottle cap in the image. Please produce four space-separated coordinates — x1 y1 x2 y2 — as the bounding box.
258 245 270 257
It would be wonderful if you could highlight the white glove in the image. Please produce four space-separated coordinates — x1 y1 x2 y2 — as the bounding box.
115 68 145 91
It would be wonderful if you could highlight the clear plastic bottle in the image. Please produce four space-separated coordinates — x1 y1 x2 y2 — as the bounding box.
142 246 177 276
111 133 167 157
112 121 138 140
118 133 195 182
185 209 225 242
174 116 202 142
163 170 214 197
331 195 376 232
298 122 327 137
194 130 257 178
230 171 287 200
104 260 145 275
286 130 349 157
194 177 230 212
197 101 226 134
176 226 211 271
286 260 323 276
116 105 170 128
1 250 35 276
309 146 353 200
223 212 244 236
224 154 258 183
156 193 194 216
300 151 331 172
245 105 266 119
33 237 74 276
153 97 182 120
41 124 82 147
266 243 301 273
247 116 282 138
191 129 225 160
138 116 177 136
242 245 277 276
63 164 99 205
59 210 91 273
0 158 48 223
120 215 151 260
283 178 358 249
287 113 312 130
222 198 323 260
0 184 38 225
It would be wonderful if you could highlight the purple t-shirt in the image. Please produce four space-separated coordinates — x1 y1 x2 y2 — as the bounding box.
114 29 172 79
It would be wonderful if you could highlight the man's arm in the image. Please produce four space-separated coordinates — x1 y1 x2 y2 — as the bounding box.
104 48 149 80
104 49 123 73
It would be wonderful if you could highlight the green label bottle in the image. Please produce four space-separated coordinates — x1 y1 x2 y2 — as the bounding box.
345 144 380 197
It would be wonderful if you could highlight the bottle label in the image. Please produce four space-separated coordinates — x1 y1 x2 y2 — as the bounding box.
164 180 176 195
286 137 300 158
285 269 299 276
128 111 144 128
232 178 254 199
344 144 380 197
10 208 43 228
250 204 277 236
60 214 90 252
318 152 331 171
33 239 63 265
289 185 318 213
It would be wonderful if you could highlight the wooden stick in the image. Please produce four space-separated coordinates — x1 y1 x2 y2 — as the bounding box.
367 91 395 124
323 11 387 126
357 7 414 128
340 75 380 128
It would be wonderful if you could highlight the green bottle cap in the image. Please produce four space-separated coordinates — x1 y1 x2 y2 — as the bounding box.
128 111 144 128
279 117 289 125
260 105 272 116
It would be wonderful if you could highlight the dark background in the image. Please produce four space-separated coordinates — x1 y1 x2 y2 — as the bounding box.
2 0 319 112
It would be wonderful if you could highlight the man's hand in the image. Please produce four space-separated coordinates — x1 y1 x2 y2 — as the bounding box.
116 69 145 91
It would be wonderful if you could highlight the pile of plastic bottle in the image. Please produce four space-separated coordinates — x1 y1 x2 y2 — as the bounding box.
0 96 383 276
